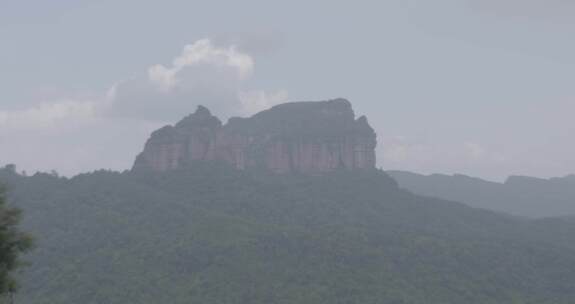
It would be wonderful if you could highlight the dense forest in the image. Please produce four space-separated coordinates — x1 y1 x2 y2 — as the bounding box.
2 163 575 303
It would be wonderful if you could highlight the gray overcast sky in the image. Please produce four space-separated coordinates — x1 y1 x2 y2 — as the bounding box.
1 0 574 181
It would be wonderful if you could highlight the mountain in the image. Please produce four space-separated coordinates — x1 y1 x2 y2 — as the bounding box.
2 100 575 303
3 164 575 304
133 99 376 174
388 171 575 218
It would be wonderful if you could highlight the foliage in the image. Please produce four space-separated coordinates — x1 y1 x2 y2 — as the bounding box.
1 164 575 303
0 185 33 296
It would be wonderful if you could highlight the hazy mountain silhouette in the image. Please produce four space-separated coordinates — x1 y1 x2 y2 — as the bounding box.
389 171 575 218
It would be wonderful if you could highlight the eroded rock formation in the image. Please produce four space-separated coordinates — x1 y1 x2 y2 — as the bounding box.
133 99 377 174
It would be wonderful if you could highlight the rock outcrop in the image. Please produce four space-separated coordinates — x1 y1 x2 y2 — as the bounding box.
133 99 377 174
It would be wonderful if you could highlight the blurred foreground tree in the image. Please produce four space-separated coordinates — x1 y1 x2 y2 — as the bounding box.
0 187 33 301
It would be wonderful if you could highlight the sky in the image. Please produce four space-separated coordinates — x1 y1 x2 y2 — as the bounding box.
0 0 574 181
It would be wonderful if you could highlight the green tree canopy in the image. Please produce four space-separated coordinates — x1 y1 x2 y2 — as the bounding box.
0 187 32 295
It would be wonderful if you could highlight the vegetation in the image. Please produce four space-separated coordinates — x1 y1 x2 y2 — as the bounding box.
1 163 575 303
0 183 33 298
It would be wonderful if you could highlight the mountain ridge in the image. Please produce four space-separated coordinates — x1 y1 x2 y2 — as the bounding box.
389 170 575 218
2 164 575 303
133 99 377 174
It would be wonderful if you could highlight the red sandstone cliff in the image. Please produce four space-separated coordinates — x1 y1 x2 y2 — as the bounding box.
133 99 377 174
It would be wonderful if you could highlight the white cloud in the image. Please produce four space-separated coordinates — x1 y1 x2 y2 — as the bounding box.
109 38 282 121
0 100 96 130
0 38 286 176
148 39 254 92
238 89 289 116
148 65 177 92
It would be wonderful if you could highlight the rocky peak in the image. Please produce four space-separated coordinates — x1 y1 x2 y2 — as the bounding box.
133 99 378 174
175 105 222 129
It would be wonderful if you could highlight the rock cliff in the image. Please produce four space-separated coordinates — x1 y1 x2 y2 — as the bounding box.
133 99 377 174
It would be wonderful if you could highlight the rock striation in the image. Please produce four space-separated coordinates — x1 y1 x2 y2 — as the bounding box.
133 99 377 174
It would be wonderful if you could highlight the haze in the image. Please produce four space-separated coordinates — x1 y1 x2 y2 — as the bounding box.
1 0 574 181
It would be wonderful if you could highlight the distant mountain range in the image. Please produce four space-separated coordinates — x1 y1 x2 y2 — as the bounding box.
389 171 575 218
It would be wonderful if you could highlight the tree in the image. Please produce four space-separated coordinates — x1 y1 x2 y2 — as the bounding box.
2 166 16 175
0 187 33 297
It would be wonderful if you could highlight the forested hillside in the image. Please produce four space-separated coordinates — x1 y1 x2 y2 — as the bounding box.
2 164 575 303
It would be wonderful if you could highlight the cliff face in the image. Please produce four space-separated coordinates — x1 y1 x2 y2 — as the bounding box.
133 99 377 174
